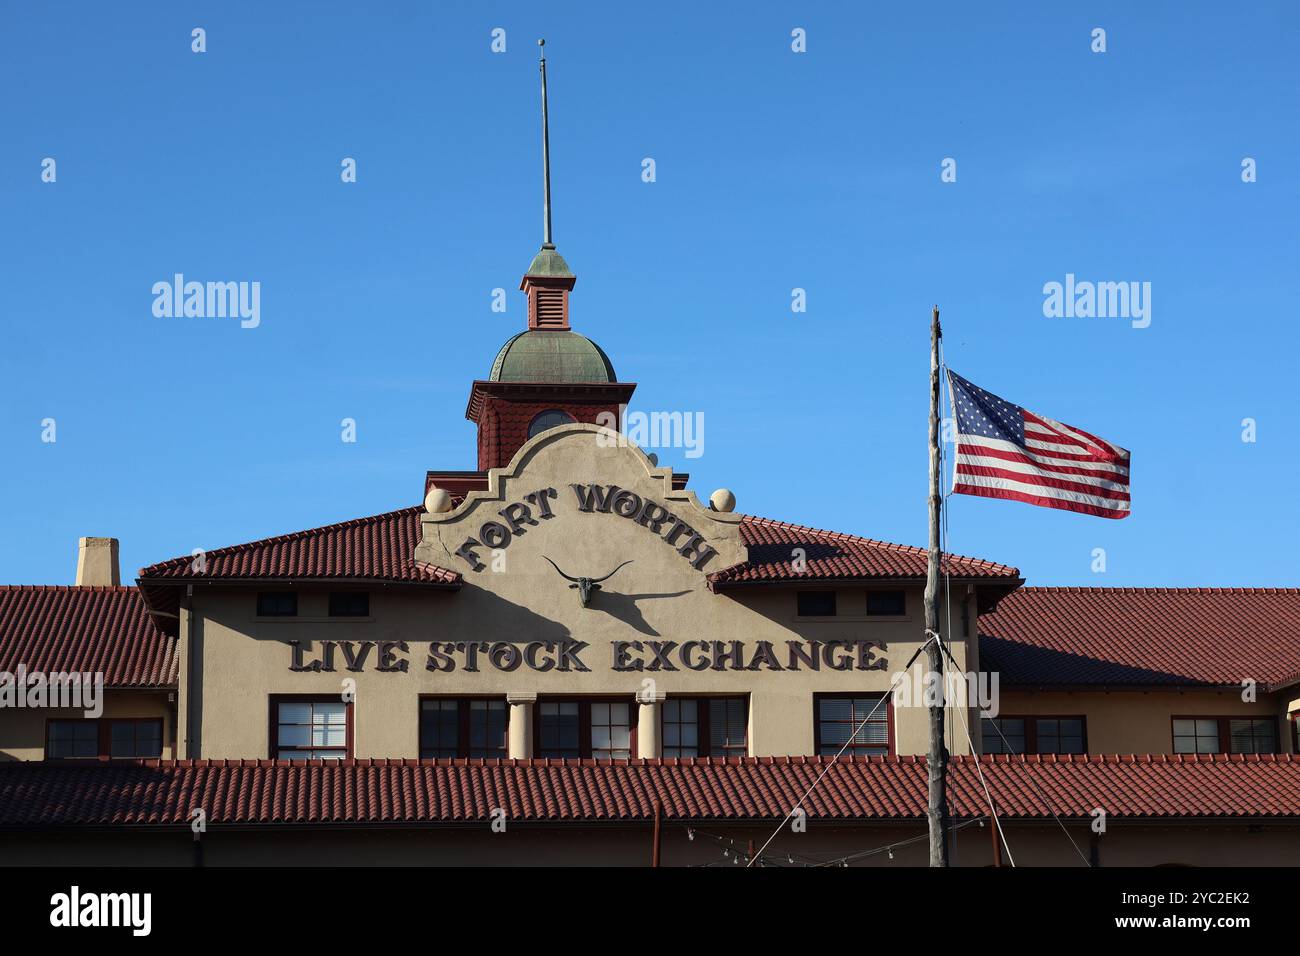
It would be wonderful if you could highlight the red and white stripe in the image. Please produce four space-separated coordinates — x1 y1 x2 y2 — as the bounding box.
953 409 1131 519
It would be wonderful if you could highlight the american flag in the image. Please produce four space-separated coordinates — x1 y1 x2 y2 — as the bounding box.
947 370 1131 519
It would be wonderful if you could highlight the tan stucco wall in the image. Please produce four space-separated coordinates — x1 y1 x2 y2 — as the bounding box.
188 581 948 759
994 689 1290 755
0 692 174 762
186 426 972 760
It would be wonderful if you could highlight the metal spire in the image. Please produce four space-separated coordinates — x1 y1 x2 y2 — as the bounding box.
539 39 554 249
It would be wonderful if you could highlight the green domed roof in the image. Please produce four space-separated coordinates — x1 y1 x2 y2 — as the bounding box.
489 330 617 383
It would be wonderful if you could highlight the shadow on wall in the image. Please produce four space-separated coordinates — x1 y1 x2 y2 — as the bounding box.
201 586 579 653
585 590 692 637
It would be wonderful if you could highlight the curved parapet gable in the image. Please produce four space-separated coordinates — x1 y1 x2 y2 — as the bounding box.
416 422 746 577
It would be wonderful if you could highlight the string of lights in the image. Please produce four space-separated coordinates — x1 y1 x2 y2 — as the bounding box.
811 817 989 867
686 817 992 868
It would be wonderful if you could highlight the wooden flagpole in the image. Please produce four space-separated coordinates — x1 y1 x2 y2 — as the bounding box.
926 305 951 867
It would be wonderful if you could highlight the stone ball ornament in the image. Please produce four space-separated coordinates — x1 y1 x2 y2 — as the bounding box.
424 487 454 514
710 488 736 513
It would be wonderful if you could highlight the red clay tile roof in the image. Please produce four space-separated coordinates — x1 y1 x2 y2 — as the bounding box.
0 586 177 688
1 754 1296 827
708 515 1020 587
980 587 1300 688
137 506 461 587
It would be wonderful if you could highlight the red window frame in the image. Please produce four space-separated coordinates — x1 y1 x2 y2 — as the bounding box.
418 696 508 758
269 695 354 760
813 693 895 756
44 718 164 761
534 697 637 760
1171 715 1279 755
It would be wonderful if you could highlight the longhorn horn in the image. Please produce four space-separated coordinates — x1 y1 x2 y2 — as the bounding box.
542 555 581 583
591 560 634 584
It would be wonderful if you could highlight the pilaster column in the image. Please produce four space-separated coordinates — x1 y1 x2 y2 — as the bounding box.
507 693 536 759
637 691 666 759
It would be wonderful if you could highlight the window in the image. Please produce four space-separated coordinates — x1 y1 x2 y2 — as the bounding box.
1173 717 1278 755
257 591 298 617
273 698 350 759
420 699 460 757
797 591 837 617
110 719 164 758
528 409 576 439
538 701 581 758
662 699 699 757
1173 718 1219 754
419 698 507 758
1032 717 1085 754
589 702 632 760
46 719 163 760
537 699 634 759
982 717 1026 754
815 694 890 756
328 591 369 617
707 698 748 756
662 697 748 758
981 716 1086 755
866 590 907 616
1229 719 1277 754
46 720 99 759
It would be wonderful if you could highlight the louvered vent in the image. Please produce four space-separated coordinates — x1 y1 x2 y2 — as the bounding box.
533 287 568 329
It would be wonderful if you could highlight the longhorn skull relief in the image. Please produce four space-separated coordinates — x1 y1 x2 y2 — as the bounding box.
542 556 633 607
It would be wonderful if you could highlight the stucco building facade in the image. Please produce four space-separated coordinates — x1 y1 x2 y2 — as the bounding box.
2 70 1299 866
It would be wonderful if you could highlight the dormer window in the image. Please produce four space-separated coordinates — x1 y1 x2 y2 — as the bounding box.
528 409 576 439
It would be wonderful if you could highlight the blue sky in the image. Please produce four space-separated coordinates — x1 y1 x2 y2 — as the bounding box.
1 2 1296 587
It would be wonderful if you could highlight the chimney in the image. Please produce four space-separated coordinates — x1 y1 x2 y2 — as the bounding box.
76 537 121 587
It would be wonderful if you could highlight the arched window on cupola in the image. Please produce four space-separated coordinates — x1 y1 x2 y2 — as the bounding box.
528 409 576 439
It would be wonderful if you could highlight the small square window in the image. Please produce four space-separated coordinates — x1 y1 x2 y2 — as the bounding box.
1173 718 1219 754
328 591 369 617
797 591 836 617
257 591 298 617
866 590 906 616
982 717 1025 754
47 720 99 759
275 699 348 759
108 719 163 759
